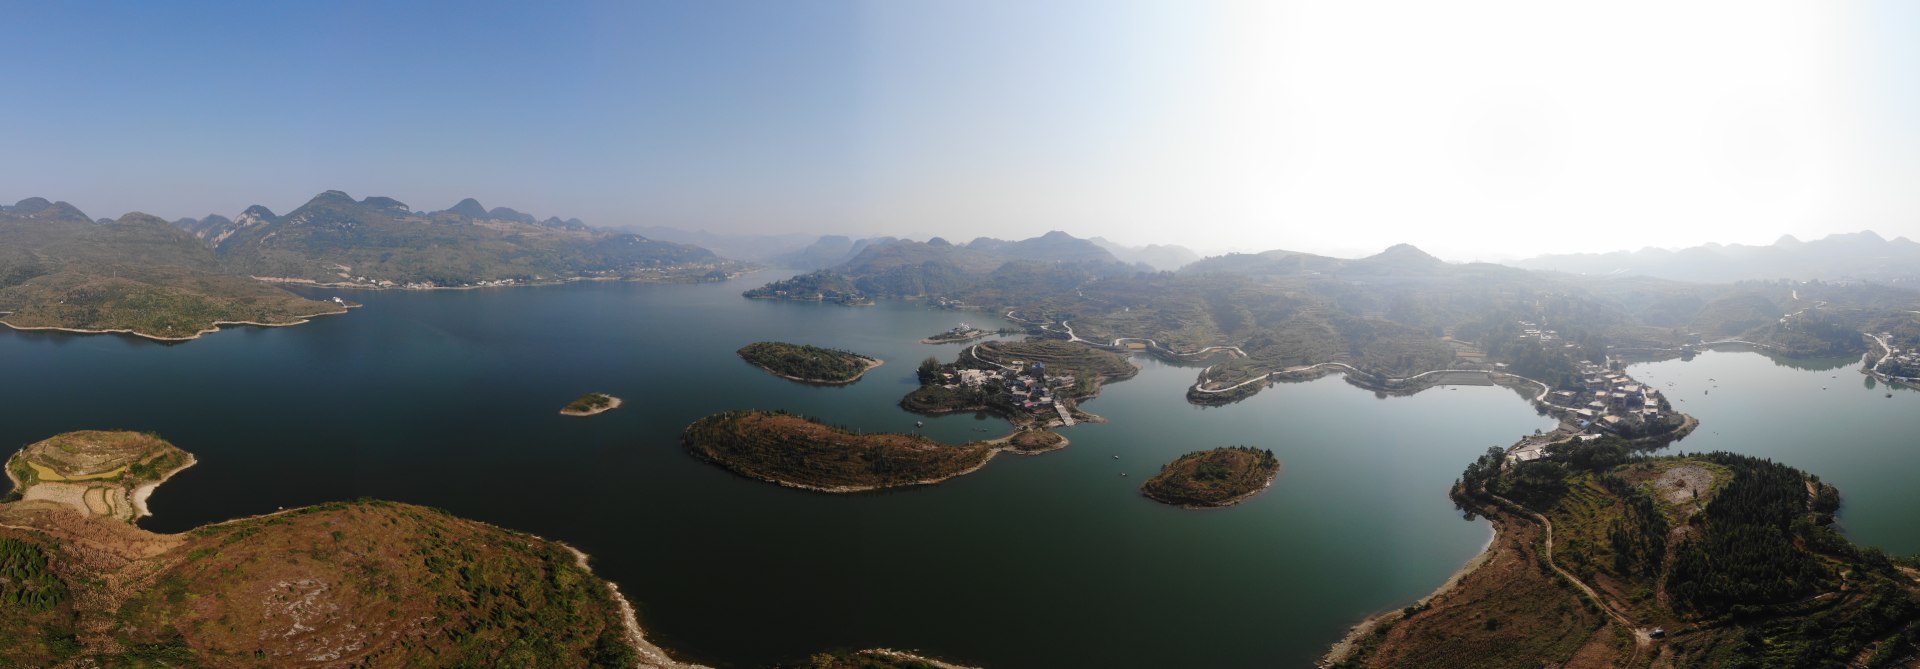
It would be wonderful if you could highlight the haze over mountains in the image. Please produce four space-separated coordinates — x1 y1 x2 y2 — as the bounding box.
1514 231 1920 286
745 230 1150 303
165 190 733 287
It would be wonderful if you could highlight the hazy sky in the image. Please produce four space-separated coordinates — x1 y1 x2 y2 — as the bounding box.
3 1 1915 261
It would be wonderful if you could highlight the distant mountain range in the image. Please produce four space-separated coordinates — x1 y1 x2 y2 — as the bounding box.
0 198 342 339
617 225 820 263
1512 231 1920 286
745 231 1142 304
1089 237 1199 271
168 191 737 287
767 235 899 271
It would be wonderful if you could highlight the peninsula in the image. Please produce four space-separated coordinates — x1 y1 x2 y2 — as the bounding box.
561 392 624 416
1140 446 1280 508
1324 439 1920 667
904 339 1138 428
682 410 1066 492
738 341 883 384
4 430 195 522
0 431 684 668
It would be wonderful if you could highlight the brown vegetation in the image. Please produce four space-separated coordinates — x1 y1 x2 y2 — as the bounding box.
1139 446 1279 508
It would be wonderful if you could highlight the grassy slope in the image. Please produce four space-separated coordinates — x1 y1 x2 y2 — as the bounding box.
0 500 638 669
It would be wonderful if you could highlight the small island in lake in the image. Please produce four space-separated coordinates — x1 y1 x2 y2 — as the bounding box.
920 323 995 345
738 341 883 384
560 392 622 416
683 410 1066 492
4 430 195 522
1140 446 1280 508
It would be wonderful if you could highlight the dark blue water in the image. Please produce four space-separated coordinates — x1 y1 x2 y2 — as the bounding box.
0 279 1594 667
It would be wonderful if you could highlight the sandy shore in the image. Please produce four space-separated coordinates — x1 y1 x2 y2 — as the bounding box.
131 455 197 520
0 304 355 342
560 395 625 417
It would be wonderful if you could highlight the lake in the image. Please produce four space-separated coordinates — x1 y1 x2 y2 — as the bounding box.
2 280 1911 667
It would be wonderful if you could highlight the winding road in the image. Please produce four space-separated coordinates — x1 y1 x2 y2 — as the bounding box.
1486 491 1655 662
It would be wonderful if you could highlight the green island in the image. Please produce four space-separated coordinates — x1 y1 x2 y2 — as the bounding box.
683 410 1067 492
561 392 623 416
1327 435 1920 669
4 431 196 522
1139 446 1280 508
738 341 883 384
904 339 1138 428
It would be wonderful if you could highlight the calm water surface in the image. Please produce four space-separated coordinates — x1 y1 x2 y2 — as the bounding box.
5 281 1910 667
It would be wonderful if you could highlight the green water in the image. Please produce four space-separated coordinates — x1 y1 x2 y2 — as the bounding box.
4 281 1908 667
1628 349 1920 555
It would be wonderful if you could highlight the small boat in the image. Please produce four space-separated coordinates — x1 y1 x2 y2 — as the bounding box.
1888 393 1894 398
1112 455 1120 459
1120 472 1127 477
915 421 924 427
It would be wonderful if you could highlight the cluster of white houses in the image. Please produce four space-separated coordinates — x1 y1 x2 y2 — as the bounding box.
939 361 1078 414
1551 362 1665 429
1517 321 1580 350
1510 361 1677 463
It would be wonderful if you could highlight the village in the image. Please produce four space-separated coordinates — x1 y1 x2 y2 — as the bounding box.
924 356 1082 427
1504 320 1688 463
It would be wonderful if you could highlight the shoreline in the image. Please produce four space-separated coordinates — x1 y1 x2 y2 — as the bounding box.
749 355 885 385
255 268 751 292
561 395 625 417
1143 464 1282 510
130 454 197 520
921 330 993 345
0 304 355 343
1319 517 1500 667
559 544 708 669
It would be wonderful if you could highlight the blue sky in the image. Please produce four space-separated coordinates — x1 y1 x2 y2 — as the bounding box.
2 1 1916 259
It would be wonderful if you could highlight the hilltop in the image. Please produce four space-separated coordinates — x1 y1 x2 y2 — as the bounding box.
0 200 348 340
744 231 1136 304
0 432 683 669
